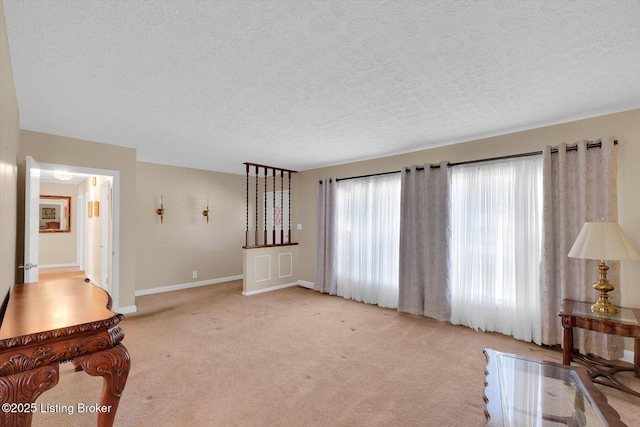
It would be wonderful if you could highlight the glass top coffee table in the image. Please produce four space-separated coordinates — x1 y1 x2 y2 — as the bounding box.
483 349 626 426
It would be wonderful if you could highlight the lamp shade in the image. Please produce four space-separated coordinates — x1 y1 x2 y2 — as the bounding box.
568 222 640 261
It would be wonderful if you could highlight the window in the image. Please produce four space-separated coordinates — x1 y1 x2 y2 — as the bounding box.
336 174 401 308
449 157 543 344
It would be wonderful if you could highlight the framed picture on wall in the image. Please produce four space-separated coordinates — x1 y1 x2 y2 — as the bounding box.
88 201 93 218
39 195 71 233
41 207 56 220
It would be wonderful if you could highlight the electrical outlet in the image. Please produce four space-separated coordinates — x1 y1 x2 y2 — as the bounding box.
192 271 198 279
297 223 302 230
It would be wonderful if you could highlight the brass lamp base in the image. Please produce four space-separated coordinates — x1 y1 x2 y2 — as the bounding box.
591 297 618 314
590 260 618 314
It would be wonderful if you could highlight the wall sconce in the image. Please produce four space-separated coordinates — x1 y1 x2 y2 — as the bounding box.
157 194 165 224
202 197 210 223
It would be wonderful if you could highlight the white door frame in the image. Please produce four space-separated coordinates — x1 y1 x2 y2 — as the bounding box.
23 156 41 283
100 181 110 292
77 192 87 271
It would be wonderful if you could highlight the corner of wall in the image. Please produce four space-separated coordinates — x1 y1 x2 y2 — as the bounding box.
0 0 20 295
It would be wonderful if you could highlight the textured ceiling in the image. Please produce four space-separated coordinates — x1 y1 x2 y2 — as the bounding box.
4 1 640 175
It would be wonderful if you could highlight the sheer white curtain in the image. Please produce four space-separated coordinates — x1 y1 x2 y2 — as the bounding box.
336 174 401 309
450 156 543 344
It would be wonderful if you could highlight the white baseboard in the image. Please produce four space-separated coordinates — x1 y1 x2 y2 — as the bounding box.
134 275 243 297
298 280 314 289
39 263 80 269
242 281 298 296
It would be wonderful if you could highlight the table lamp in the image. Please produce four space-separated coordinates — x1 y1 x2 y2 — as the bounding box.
568 222 640 314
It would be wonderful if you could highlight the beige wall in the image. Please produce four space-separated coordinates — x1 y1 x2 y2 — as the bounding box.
135 162 245 291
18 130 137 309
39 182 78 266
0 0 19 298
296 109 640 311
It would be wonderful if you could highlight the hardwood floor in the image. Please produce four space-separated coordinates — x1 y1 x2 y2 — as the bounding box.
39 267 87 281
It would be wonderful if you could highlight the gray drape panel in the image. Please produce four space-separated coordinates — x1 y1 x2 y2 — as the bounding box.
539 138 623 359
315 178 338 295
398 162 451 321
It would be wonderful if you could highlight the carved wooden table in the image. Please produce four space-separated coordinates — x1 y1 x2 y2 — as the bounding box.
0 279 130 427
559 299 640 397
483 349 626 426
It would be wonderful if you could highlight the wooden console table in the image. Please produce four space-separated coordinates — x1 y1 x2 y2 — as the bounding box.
0 279 130 426
559 299 640 397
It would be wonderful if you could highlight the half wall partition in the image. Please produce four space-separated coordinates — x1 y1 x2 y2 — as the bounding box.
242 163 298 295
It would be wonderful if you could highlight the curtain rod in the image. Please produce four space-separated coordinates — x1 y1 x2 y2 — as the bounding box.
428 139 617 170
327 139 618 182
334 170 400 182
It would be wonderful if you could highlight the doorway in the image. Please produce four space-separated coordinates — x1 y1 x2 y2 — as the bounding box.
25 160 122 310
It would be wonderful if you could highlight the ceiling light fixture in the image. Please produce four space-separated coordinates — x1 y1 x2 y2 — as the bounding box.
54 171 72 181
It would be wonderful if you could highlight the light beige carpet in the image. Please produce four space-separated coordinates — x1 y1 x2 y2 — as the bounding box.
32 280 639 426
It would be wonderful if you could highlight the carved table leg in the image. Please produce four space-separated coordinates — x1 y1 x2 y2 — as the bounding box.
561 317 573 365
0 363 60 427
72 344 130 427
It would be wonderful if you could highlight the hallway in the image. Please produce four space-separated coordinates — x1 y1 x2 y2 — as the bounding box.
39 266 86 281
